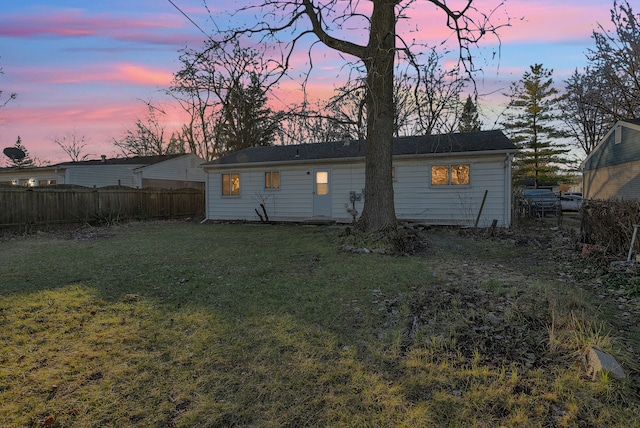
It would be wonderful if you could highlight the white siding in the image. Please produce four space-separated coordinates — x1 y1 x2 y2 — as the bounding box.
65 165 143 188
392 155 509 227
205 153 512 227
135 154 206 186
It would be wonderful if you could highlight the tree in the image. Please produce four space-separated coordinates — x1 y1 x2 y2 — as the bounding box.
0 63 17 109
458 95 482 132
54 131 92 162
502 64 571 188
560 0 640 158
323 49 468 139
190 1 504 231
169 39 281 160
6 137 35 168
560 68 610 157
217 72 281 154
587 0 640 122
114 102 185 157
412 49 468 135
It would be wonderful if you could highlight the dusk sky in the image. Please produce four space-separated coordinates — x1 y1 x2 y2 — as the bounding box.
0 0 613 164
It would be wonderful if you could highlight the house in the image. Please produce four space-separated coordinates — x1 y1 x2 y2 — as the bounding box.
202 130 518 227
0 154 206 189
582 119 640 200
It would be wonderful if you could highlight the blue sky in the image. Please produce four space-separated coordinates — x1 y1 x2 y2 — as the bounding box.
0 0 612 163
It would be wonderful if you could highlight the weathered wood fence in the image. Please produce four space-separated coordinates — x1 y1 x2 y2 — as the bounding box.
0 186 205 230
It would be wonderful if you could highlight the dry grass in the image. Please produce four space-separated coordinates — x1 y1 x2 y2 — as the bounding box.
0 220 638 427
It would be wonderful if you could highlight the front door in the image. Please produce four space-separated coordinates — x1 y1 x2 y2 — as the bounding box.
313 168 331 217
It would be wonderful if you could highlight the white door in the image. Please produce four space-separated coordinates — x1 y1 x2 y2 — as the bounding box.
313 168 331 217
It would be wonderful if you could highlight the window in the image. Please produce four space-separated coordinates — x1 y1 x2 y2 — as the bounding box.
265 171 279 189
315 171 329 195
222 173 240 196
431 164 470 186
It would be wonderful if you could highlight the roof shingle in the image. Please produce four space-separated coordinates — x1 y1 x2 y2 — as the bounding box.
204 130 515 166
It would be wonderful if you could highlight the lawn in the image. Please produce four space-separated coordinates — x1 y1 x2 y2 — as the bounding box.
1 221 638 427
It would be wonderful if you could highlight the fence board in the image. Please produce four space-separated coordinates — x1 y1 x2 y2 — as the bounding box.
0 186 205 230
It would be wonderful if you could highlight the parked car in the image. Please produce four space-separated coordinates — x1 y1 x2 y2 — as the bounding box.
560 194 583 211
520 189 560 217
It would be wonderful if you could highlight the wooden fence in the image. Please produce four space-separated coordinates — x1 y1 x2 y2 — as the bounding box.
0 186 205 230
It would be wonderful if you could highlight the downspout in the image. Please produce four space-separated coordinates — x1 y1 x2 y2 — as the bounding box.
505 154 514 227
201 168 210 223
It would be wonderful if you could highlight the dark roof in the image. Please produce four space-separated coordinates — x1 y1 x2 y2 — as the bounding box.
622 118 640 126
204 130 515 166
56 154 184 167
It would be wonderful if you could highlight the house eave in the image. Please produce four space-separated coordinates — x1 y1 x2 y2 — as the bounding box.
202 148 518 171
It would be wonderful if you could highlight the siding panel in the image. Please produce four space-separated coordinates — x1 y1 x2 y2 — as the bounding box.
206 153 511 227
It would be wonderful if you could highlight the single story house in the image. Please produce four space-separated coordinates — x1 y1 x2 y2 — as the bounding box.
0 153 206 189
202 130 517 227
582 119 640 200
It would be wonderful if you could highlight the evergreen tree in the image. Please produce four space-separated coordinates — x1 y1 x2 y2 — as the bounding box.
217 72 280 154
502 64 571 188
458 95 482 132
8 136 35 168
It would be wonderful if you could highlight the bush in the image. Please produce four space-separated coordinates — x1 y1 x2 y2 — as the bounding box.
582 199 640 257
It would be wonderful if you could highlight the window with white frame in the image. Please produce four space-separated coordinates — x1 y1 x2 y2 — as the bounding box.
221 173 240 196
431 164 470 186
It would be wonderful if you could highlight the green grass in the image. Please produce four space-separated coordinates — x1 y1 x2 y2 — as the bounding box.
0 221 638 427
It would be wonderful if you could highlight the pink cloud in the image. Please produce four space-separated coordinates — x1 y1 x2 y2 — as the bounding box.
115 64 175 86
0 8 193 45
7 63 174 88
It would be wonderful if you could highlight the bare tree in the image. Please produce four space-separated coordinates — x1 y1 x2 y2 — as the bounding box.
275 100 349 145
54 131 92 162
322 49 468 140
560 68 610 157
587 0 640 122
413 49 468 135
114 101 184 157
169 39 282 160
0 63 17 109
191 0 506 231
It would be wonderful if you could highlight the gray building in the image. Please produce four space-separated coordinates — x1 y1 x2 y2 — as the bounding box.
583 119 640 200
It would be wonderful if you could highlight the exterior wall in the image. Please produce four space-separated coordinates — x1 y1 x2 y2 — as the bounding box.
207 164 317 222
0 168 66 186
582 122 640 200
583 124 640 171
583 159 640 200
65 164 143 188
135 154 206 188
205 153 512 227
393 154 510 227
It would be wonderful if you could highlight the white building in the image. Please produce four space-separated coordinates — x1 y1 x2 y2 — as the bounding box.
202 131 517 227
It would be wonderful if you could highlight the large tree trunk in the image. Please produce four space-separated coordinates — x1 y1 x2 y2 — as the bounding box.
357 0 397 232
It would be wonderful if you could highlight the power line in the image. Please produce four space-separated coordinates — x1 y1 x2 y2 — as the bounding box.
167 0 209 38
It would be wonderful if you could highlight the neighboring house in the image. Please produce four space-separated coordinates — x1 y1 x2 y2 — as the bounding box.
202 130 518 227
0 154 206 189
582 119 640 200
0 165 64 187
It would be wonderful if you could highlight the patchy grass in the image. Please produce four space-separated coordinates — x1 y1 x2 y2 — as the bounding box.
0 221 638 427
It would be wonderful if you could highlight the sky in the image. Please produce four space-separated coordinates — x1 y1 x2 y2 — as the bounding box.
0 0 614 164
